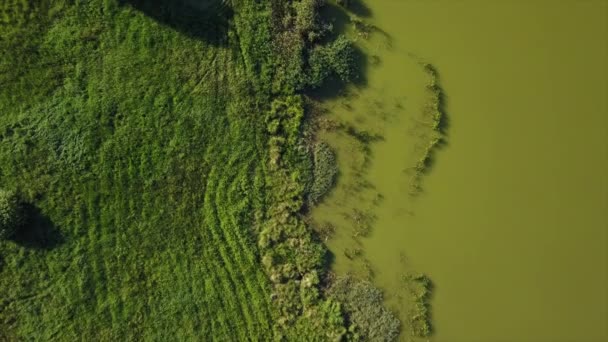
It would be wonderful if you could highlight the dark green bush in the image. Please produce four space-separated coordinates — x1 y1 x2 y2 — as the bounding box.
0 189 23 240
307 35 357 87
328 35 357 82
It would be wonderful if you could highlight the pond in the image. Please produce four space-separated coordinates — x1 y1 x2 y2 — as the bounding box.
312 1 608 341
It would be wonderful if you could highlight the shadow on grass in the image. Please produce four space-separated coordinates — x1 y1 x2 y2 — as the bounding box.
12 204 64 250
120 0 232 45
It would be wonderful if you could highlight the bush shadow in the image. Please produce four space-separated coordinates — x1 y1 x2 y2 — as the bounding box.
309 3 369 100
307 45 369 100
120 0 232 45
341 0 372 18
319 2 351 41
12 204 64 250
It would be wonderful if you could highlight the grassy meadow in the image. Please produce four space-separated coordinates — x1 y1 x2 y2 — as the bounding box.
0 0 378 339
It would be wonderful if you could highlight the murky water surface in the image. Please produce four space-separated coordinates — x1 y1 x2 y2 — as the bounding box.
313 1 608 341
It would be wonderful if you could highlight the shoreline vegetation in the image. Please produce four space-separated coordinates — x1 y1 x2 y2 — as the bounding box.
306 2 441 339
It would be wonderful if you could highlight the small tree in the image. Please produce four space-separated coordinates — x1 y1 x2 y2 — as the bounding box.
0 189 22 240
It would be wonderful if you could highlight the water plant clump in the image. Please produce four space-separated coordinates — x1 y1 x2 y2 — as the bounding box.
346 208 374 238
327 276 401 341
409 63 447 195
314 220 336 241
309 141 338 205
401 273 433 338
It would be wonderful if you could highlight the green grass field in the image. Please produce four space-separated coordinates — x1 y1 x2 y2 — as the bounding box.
0 0 276 339
0 0 397 340
0 0 344 341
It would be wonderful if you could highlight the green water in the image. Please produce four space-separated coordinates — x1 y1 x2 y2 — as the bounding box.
313 1 608 341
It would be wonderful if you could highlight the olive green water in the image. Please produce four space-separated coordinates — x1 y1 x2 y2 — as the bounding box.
313 1 608 341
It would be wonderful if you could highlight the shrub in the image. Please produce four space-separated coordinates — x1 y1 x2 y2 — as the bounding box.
307 35 357 87
327 35 357 82
0 189 23 240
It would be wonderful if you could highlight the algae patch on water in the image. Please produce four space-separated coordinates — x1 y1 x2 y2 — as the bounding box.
407 63 448 196
308 4 448 338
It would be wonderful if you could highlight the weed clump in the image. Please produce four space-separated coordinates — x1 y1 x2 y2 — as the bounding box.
409 63 447 195
307 35 357 88
327 276 400 341
260 96 347 339
402 273 433 338
309 142 337 205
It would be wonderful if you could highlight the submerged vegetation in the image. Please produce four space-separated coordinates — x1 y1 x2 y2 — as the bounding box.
327 276 401 341
309 141 338 205
401 273 433 338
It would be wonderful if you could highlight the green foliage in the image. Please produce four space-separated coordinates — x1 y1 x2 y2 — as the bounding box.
327 276 401 342
309 142 337 205
308 35 357 88
268 0 324 92
259 96 346 338
268 0 356 92
0 189 22 240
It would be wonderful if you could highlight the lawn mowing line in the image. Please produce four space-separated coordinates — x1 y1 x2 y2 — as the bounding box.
222 152 275 316
214 167 273 338
96 164 120 330
214 191 269 338
183 220 213 336
205 48 272 338
198 244 242 338
207 199 260 338
110 160 131 329
84 183 108 332
202 168 255 340
210 162 276 339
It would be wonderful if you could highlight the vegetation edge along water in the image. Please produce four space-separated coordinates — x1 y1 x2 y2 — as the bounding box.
409 63 448 196
0 0 414 340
